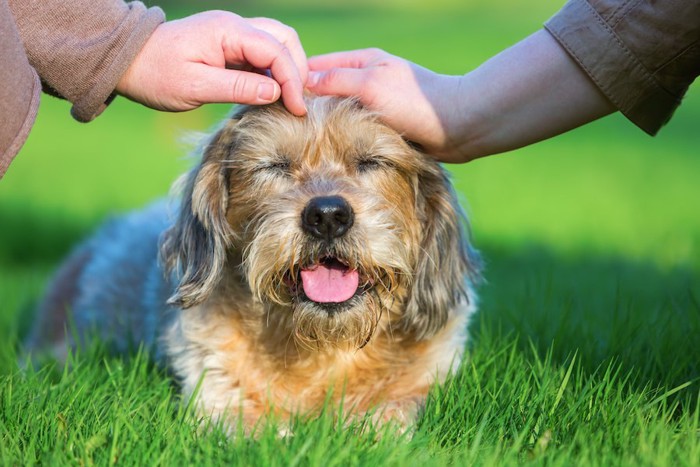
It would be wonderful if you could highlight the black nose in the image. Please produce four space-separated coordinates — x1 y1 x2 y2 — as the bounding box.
301 196 354 241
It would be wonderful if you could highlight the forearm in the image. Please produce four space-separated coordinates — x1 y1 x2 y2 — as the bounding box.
443 29 615 163
450 0 700 162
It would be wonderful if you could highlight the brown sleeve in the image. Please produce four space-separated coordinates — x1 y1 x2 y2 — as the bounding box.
545 0 700 135
0 2 41 178
9 0 165 122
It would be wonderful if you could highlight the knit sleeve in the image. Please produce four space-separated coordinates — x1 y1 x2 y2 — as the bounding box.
9 0 165 122
545 0 700 135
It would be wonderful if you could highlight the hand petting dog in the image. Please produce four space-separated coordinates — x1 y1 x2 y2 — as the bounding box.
307 35 616 163
116 11 308 116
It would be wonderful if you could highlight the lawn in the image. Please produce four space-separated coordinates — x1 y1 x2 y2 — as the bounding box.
1 1 699 464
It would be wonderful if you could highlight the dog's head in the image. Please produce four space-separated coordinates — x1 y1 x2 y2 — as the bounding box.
161 96 480 349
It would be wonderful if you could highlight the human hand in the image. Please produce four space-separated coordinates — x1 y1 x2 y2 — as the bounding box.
308 38 617 164
307 48 464 161
116 11 308 116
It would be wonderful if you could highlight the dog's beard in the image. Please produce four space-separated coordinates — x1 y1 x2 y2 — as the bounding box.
243 220 410 351
289 290 383 351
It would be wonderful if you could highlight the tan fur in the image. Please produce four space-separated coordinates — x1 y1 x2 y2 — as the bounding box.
166 297 471 432
160 97 480 433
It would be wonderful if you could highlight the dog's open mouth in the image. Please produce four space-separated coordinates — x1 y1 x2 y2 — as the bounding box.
299 257 360 304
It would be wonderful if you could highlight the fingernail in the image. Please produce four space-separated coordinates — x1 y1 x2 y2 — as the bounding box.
257 83 276 101
307 71 321 88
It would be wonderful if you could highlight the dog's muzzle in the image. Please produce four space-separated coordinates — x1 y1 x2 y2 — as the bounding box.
298 196 359 305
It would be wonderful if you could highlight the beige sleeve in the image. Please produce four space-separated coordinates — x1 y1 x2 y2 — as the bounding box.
545 0 700 135
9 0 165 122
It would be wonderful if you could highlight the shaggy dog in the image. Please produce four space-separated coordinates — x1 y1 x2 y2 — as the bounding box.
27 96 481 433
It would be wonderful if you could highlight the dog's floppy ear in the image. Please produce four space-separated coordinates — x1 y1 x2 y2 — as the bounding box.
160 111 246 308
402 160 481 339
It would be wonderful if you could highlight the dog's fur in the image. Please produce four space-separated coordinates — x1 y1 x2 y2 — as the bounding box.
27 96 481 432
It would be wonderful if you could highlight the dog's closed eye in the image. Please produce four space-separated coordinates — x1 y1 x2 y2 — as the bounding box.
356 155 391 173
255 156 292 176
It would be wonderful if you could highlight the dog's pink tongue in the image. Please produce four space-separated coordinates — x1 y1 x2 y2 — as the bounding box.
301 263 359 303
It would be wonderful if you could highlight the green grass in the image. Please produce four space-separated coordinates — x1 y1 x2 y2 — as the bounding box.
1 1 699 464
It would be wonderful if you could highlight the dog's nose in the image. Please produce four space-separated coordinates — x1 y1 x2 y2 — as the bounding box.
301 196 354 241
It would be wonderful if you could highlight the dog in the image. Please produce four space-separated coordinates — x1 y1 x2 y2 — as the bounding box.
27 96 481 433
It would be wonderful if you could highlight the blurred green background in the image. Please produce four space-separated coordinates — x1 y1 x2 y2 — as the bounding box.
1 0 698 385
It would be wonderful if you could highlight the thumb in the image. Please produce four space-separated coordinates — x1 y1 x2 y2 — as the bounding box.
190 66 282 105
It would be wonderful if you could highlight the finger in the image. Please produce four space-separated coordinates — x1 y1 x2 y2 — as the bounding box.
308 48 384 71
224 29 306 115
247 18 309 84
188 65 282 106
306 67 368 98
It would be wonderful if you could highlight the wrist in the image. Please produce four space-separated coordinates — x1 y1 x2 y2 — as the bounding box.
425 74 482 163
